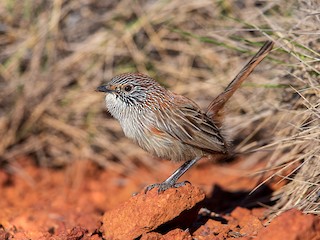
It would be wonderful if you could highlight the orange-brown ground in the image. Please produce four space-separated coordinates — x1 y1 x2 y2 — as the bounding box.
0 157 319 240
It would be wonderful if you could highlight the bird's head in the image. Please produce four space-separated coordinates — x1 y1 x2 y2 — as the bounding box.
97 73 168 120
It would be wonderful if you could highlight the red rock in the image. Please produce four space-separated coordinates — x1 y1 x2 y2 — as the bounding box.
231 207 251 220
67 226 87 240
225 218 240 232
256 209 320 240
239 214 263 236
141 232 163 240
193 219 230 239
235 237 253 240
0 228 11 240
11 232 30 240
87 235 103 240
230 207 263 236
251 208 266 219
163 229 192 240
101 184 205 239
141 229 192 240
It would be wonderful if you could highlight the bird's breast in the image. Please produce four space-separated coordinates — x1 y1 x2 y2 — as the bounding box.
104 94 202 162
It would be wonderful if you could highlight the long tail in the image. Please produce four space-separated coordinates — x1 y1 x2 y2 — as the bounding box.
206 40 274 122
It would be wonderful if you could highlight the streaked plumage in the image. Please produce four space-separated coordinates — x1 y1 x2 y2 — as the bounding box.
103 73 227 162
97 40 274 192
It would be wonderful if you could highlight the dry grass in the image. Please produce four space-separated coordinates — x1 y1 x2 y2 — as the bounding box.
0 0 319 215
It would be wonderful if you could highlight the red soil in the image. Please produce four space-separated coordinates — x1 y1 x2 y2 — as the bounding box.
0 156 318 239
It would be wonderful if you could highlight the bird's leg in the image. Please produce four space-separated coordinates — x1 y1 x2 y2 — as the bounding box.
145 156 201 193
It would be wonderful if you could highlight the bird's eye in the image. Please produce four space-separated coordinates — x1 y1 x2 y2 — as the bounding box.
124 84 133 92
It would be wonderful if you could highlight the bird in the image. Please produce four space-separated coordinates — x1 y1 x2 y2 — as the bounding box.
97 40 274 193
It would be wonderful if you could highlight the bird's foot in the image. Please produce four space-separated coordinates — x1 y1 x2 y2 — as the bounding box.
144 180 191 194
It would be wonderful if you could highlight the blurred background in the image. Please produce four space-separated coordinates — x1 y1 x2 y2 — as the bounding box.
0 0 319 215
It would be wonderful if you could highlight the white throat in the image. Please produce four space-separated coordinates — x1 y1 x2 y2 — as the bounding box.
104 93 152 141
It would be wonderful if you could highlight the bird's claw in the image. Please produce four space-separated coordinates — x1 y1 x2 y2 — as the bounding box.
144 180 191 194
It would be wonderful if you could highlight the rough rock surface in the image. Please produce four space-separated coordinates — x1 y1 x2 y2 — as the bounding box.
101 184 205 239
141 229 192 240
231 207 264 236
193 207 265 240
257 209 320 240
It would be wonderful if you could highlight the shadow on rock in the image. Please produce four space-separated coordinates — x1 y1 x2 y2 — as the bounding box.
204 183 275 214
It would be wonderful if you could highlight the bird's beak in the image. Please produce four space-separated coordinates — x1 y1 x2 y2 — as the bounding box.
96 85 114 93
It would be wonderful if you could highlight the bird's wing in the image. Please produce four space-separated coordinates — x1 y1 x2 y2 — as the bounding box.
154 95 227 154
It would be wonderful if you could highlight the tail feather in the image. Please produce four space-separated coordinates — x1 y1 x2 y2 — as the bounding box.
206 40 274 122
